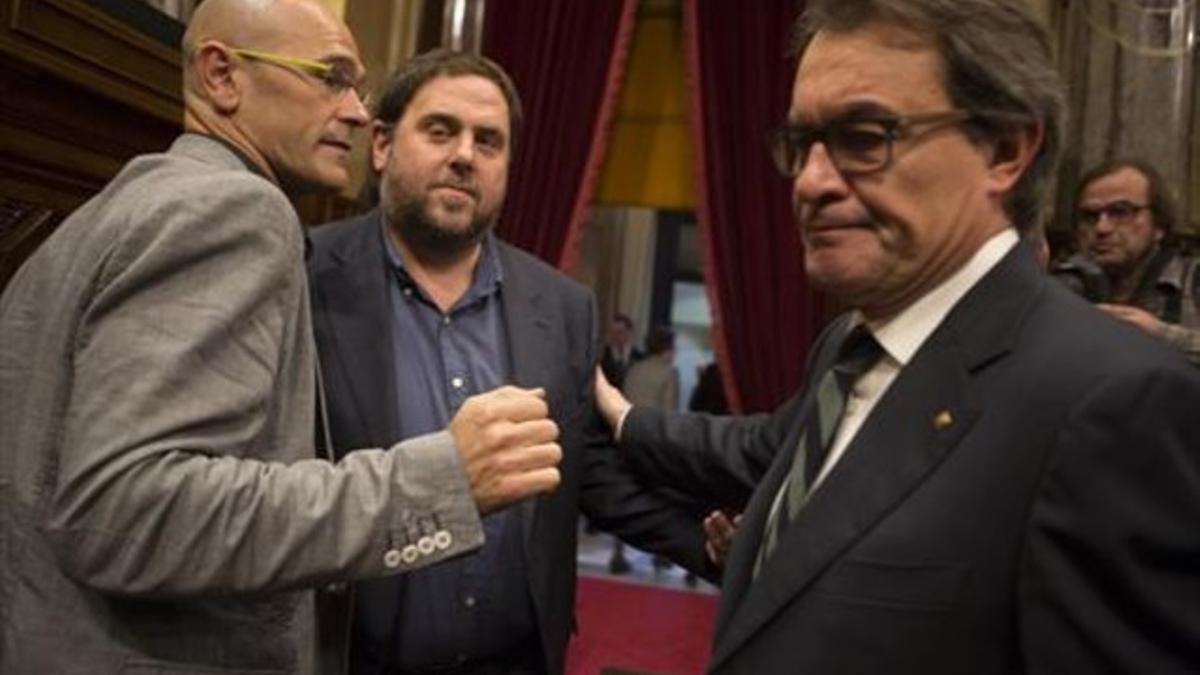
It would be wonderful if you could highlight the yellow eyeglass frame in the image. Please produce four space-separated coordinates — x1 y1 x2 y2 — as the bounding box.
229 48 370 107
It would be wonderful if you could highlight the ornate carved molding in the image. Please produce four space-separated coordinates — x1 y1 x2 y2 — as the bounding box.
0 0 182 123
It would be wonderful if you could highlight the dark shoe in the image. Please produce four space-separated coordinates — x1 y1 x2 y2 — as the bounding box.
608 555 631 574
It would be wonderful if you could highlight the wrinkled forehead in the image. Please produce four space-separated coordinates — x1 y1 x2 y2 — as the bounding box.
409 75 511 128
790 22 947 123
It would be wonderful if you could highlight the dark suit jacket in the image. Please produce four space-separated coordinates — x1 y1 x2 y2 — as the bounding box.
621 244 1200 674
600 345 644 390
308 210 711 675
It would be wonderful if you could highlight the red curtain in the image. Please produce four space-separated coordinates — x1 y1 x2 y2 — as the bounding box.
482 0 638 270
683 0 825 413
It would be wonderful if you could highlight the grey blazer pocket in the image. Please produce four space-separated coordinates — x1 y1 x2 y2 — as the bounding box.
810 558 969 612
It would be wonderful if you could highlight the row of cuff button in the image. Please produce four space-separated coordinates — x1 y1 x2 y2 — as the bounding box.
383 529 454 568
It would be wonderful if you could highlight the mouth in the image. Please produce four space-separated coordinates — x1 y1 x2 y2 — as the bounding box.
431 183 480 201
319 138 353 153
804 219 874 241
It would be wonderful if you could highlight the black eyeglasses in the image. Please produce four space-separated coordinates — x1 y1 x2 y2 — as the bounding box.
230 48 371 107
1077 200 1148 227
768 110 978 177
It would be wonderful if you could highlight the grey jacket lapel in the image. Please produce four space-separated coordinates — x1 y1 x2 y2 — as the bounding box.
709 245 1039 670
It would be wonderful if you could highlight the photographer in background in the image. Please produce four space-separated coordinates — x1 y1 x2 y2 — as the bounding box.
1053 159 1199 364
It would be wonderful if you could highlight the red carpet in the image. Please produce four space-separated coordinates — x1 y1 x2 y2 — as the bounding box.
566 576 718 675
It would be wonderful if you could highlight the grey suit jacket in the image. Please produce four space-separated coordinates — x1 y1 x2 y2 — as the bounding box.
0 134 484 674
621 244 1200 674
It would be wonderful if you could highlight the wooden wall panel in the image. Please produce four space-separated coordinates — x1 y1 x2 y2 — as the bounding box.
0 0 183 288
1 0 182 123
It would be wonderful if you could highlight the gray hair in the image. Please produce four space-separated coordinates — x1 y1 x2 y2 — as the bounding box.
793 0 1067 232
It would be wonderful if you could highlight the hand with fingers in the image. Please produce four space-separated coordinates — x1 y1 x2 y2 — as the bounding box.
703 509 741 569
449 385 563 515
593 365 632 432
1096 303 1167 339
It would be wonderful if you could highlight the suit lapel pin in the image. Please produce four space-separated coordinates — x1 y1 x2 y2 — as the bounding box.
933 409 954 430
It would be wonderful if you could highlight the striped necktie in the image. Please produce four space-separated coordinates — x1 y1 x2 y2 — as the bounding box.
755 326 883 574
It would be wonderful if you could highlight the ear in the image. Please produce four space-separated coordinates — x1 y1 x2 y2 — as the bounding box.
984 119 1043 198
193 42 241 113
371 120 394 173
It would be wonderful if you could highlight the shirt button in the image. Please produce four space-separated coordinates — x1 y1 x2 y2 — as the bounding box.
442 316 451 325
383 548 402 569
451 376 464 389
463 595 476 608
403 287 414 297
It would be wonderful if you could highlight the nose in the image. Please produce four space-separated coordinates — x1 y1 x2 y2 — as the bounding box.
448 134 477 170
339 89 370 127
1091 212 1117 236
793 142 849 209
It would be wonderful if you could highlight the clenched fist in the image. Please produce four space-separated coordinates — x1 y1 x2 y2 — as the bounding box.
448 386 562 515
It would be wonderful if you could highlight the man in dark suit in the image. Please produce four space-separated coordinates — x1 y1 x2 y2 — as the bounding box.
599 313 644 390
594 0 1200 672
309 50 710 675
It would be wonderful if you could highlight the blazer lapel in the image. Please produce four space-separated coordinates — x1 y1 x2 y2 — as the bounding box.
709 245 1039 671
313 211 398 449
495 242 555 552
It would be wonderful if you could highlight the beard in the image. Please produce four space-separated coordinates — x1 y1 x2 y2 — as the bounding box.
382 182 498 259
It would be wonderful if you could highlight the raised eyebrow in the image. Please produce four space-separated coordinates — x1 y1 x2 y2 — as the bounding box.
319 55 365 78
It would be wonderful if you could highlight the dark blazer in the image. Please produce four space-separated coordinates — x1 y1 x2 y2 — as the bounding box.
600 344 644 390
308 210 711 675
621 244 1200 674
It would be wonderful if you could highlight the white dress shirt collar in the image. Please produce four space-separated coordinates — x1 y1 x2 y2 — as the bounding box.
858 228 1020 367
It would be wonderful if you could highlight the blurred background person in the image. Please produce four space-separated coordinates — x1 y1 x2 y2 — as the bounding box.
599 313 644 390
623 325 679 413
688 360 730 416
614 326 683 575
1053 158 1199 364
